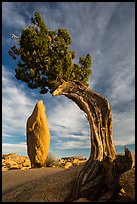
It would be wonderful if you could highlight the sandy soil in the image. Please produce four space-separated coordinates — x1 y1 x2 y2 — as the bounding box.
2 165 135 202
2 167 65 194
2 165 82 202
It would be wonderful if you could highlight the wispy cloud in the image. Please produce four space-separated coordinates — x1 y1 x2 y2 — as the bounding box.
48 98 89 134
2 142 27 155
56 140 90 150
109 73 135 114
2 65 91 152
2 2 27 30
46 92 91 150
113 110 135 146
2 66 36 137
2 2 135 156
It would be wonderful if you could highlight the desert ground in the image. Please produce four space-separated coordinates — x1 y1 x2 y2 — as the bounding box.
2 165 82 202
2 164 135 202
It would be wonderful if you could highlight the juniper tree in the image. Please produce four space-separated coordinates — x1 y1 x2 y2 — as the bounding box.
9 11 133 202
9 11 92 94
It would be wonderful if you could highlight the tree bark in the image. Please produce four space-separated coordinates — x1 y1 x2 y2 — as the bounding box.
52 80 133 202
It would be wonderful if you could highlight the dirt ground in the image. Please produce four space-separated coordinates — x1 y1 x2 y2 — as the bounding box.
2 167 65 194
2 165 135 202
2 165 81 202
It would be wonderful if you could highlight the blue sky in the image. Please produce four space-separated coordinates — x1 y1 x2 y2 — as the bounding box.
2 2 135 159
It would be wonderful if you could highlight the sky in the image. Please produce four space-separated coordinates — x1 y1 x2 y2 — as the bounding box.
2 2 135 159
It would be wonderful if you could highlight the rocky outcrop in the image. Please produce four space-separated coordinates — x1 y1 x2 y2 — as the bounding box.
2 153 31 171
26 100 50 168
59 156 87 168
2 154 87 170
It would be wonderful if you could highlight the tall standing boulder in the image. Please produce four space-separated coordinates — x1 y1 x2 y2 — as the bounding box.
26 100 50 168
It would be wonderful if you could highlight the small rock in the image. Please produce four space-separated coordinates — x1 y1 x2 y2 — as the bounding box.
2 166 8 171
64 162 72 169
20 167 30 170
22 160 31 167
5 159 18 169
72 158 79 165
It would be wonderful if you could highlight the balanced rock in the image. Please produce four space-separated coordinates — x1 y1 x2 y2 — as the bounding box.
26 100 50 168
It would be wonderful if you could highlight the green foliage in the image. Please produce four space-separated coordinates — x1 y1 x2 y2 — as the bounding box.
9 11 92 94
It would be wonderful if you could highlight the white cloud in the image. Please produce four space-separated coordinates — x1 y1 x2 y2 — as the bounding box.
2 65 91 153
56 140 90 150
2 2 27 30
2 142 27 155
109 68 135 108
2 134 14 138
2 3 135 155
47 96 91 150
2 66 36 137
113 110 135 146
48 98 88 132
64 133 89 140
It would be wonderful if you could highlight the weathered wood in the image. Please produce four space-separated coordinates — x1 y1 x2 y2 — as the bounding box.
52 80 133 202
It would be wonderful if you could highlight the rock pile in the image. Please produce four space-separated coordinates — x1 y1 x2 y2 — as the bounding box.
2 154 88 171
58 156 88 169
2 153 31 171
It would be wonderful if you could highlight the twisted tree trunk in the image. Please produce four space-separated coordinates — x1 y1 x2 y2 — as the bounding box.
52 80 133 202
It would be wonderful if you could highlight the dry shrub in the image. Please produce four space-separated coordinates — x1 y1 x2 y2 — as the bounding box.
45 152 59 167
